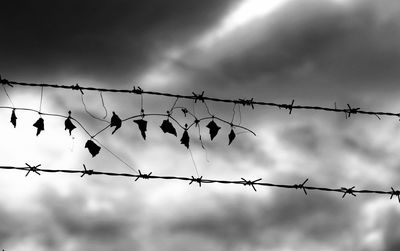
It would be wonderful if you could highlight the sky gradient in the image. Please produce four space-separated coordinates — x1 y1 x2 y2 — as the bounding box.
1 0 400 250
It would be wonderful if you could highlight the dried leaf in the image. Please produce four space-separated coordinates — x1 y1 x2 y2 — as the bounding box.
206 120 221 140
228 129 236 145
180 130 190 148
85 139 101 157
110 111 122 134
33 117 44 136
134 119 147 140
10 109 17 128
160 119 177 136
64 117 76 135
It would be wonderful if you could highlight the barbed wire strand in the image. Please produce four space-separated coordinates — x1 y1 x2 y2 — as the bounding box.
2 164 400 202
2 77 399 120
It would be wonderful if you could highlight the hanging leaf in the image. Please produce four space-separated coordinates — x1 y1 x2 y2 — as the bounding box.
10 109 17 128
110 111 122 134
64 117 76 135
160 119 177 136
228 128 236 145
85 139 101 157
206 120 221 140
180 130 190 149
134 119 147 140
33 117 44 136
64 112 76 136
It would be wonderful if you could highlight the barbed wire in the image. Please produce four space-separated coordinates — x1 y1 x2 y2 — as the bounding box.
1 164 399 202
1 75 400 119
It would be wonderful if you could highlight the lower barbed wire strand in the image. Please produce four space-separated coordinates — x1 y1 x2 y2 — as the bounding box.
0 165 397 201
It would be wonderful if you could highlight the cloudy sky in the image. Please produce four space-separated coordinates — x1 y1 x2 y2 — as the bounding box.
1 0 400 250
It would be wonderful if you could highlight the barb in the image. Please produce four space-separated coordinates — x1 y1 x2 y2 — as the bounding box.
1 165 400 202
294 178 309 195
134 170 152 181
341 186 357 198
99 92 108 119
2 84 15 107
345 104 360 119
241 178 262 191
81 164 94 177
390 187 400 203
3 76 398 120
189 176 203 187
237 98 255 109
25 163 41 176
192 91 205 103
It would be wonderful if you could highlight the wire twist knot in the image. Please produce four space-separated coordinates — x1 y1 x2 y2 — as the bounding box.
25 163 41 176
81 164 94 177
192 91 205 103
294 178 309 195
237 98 255 109
345 104 360 118
71 83 84 94
341 186 356 198
241 178 262 191
189 176 203 187
280 100 295 114
0 75 13 87
135 170 152 181
132 86 143 94
390 187 400 203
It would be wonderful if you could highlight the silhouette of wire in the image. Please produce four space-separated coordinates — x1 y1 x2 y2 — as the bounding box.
2 85 15 107
2 77 399 120
99 91 108 119
2 164 400 202
80 94 108 123
39 86 43 113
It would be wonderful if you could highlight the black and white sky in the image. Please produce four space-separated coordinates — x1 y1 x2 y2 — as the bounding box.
2 0 400 250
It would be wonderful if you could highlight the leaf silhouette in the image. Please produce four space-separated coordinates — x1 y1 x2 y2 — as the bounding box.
180 130 190 148
160 119 177 136
134 119 147 140
110 111 122 134
64 112 76 136
85 139 101 157
206 120 221 140
228 128 236 145
10 109 17 128
33 117 44 136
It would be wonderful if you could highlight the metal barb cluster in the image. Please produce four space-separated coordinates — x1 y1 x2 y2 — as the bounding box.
189 176 203 187
135 170 152 181
294 178 309 195
341 186 357 198
241 178 262 191
81 164 94 177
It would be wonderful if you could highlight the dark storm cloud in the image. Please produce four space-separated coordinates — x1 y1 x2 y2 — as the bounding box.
176 0 400 99
168 190 359 250
0 188 144 250
383 209 400 251
218 0 400 84
0 0 235 84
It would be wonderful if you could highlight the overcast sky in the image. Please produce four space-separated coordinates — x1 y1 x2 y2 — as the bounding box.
2 0 400 250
